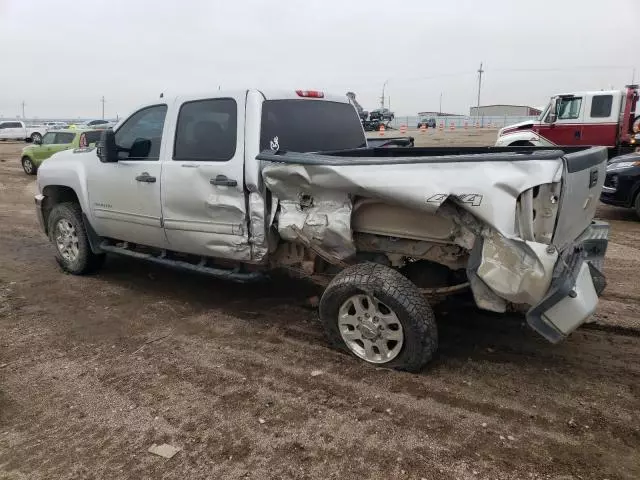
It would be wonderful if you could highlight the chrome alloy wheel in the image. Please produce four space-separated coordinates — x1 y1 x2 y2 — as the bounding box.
338 294 404 364
55 219 79 262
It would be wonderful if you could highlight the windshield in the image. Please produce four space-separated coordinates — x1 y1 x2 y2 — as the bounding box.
260 100 366 152
538 102 551 121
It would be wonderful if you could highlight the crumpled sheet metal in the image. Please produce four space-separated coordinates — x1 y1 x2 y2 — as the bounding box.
262 158 564 305
248 192 269 262
277 192 355 260
477 231 558 305
262 159 563 239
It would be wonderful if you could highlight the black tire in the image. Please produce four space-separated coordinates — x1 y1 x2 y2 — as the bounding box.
30 132 42 143
47 202 105 275
635 191 640 220
319 263 438 372
21 156 37 175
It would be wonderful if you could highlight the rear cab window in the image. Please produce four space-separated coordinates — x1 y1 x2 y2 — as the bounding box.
260 100 366 153
590 95 613 118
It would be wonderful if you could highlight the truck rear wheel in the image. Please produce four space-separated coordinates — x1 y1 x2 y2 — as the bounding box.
30 132 42 143
319 263 438 372
47 202 105 275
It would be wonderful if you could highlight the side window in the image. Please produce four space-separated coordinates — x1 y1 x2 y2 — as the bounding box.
41 132 56 145
83 131 102 145
173 98 237 162
590 95 613 118
0 123 6 129
557 97 582 120
114 104 167 160
54 132 76 144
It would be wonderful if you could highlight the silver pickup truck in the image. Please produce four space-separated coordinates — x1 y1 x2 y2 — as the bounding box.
35 89 609 371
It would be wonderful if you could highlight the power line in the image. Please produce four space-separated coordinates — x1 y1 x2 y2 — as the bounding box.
476 62 484 114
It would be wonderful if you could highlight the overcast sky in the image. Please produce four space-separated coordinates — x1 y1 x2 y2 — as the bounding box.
1 0 638 119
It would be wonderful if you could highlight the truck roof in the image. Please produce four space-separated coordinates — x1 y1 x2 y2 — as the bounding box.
173 89 349 104
554 89 622 97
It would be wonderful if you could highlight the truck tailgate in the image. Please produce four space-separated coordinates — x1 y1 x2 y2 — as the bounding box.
552 147 608 249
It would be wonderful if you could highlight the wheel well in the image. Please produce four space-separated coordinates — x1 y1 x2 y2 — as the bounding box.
41 186 80 232
509 140 535 147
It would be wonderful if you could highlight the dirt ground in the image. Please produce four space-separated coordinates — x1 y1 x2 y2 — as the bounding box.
1 135 639 480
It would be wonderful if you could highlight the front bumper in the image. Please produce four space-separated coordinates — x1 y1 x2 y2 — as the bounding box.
35 194 46 234
526 221 609 343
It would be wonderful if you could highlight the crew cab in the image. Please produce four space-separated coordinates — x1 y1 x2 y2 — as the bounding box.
496 85 639 157
0 120 46 143
35 89 610 371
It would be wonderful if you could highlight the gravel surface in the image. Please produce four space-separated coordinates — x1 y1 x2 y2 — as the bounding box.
1 138 639 480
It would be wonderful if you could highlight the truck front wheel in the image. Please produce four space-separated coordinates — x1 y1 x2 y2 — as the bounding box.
47 202 105 275
319 263 438 372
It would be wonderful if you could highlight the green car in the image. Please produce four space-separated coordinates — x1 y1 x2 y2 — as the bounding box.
21 129 103 175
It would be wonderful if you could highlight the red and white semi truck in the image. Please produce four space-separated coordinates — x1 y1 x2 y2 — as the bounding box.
496 84 639 157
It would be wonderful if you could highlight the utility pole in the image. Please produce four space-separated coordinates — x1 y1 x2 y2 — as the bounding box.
101 96 106 120
21 101 25 119
439 92 443 115
476 62 484 116
381 80 389 110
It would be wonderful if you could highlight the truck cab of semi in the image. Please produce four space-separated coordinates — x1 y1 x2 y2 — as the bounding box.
496 85 639 157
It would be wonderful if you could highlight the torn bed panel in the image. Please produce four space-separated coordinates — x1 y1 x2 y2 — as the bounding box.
261 158 563 239
276 192 355 260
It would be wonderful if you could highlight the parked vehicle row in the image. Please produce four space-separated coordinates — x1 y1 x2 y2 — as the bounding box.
0 120 46 143
33 88 609 371
0 119 117 144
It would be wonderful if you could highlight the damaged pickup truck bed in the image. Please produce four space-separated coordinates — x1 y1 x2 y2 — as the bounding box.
34 89 609 371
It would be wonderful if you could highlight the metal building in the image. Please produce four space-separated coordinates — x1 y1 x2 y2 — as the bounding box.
469 104 542 117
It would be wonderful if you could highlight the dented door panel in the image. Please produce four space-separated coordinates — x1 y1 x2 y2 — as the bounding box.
161 93 251 261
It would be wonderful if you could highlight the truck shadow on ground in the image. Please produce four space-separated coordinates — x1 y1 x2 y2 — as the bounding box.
94 254 571 372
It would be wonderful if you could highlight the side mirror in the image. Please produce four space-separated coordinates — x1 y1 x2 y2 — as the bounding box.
97 128 118 163
34 137 42 145
549 98 560 123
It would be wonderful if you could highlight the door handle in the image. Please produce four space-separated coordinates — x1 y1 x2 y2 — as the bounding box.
135 173 156 183
210 175 237 187
574 130 581 139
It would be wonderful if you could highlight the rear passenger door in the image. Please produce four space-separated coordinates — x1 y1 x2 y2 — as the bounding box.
161 94 250 261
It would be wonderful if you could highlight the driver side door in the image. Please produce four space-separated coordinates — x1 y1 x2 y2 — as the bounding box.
87 104 169 248
537 96 584 145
